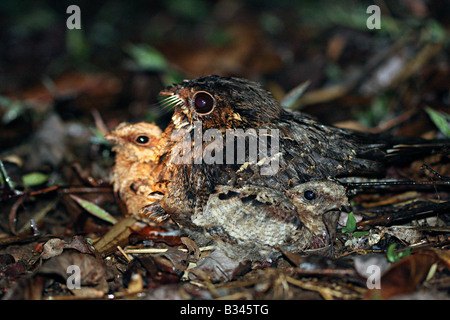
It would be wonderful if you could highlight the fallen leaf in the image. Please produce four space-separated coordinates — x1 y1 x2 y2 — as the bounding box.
424 248 450 269
93 216 139 257
22 172 49 188
366 251 439 299
425 107 450 137
41 238 66 259
41 236 97 260
38 251 106 286
385 226 423 244
159 247 189 273
181 237 201 261
188 249 245 282
65 235 97 254
70 194 117 224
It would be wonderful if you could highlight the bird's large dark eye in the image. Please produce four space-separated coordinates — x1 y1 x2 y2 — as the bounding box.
135 135 150 144
304 190 316 201
193 91 215 114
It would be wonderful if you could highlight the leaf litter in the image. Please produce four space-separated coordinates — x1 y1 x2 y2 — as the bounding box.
0 1 449 301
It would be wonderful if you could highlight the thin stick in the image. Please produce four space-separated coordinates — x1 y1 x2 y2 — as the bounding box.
422 164 450 181
124 245 216 254
117 246 132 262
344 180 450 189
0 160 23 195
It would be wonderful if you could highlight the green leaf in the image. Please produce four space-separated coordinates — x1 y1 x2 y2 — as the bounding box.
386 243 398 263
126 44 169 71
22 172 49 187
353 231 370 238
70 194 117 225
425 107 450 137
386 244 411 263
344 211 357 234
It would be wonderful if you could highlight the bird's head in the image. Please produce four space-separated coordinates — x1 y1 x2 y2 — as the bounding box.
285 180 350 255
104 122 162 163
159 75 284 132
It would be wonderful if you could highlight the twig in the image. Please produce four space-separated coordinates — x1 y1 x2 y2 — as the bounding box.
124 245 216 254
357 201 450 228
285 276 338 300
1 185 113 202
0 160 23 196
293 268 356 278
422 164 450 181
117 245 132 262
8 196 24 235
344 180 450 189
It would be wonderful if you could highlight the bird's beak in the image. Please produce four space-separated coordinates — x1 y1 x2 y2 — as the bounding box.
341 202 352 213
159 82 181 96
104 133 117 143
326 200 351 213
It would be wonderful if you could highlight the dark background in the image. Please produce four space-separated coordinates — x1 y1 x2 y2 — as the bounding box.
1 0 448 128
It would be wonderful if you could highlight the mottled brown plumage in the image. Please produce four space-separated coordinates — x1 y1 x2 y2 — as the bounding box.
109 75 446 260
149 76 444 256
190 180 348 260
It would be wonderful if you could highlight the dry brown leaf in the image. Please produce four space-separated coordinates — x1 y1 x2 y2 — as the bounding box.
425 248 450 269
41 238 65 259
366 250 440 299
93 216 139 257
181 236 201 261
38 251 106 286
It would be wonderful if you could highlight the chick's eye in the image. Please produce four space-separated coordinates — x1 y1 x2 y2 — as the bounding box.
135 135 150 144
304 190 316 201
193 91 215 114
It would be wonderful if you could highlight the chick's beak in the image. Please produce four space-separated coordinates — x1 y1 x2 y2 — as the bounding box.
322 199 351 237
104 133 117 143
340 201 352 213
